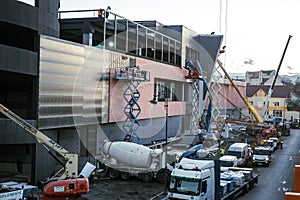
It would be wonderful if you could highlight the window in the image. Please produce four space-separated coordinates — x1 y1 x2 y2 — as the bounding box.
273 110 282 117
186 46 200 62
154 78 187 102
273 102 279 106
156 80 165 101
201 179 207 193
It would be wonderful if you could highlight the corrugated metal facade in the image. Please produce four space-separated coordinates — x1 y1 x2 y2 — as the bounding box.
38 35 130 129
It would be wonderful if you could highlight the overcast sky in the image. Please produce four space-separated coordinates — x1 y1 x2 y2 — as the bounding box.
59 0 300 75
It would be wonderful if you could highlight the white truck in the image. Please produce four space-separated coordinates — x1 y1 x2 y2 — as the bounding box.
0 181 40 200
98 142 206 183
252 146 272 167
167 157 259 200
219 155 238 172
227 143 249 167
98 141 182 183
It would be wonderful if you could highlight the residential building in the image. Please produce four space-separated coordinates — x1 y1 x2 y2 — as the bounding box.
244 85 299 121
245 70 283 85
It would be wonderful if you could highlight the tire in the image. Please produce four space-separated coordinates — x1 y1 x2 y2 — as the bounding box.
156 169 171 184
140 172 154 183
120 172 131 180
108 168 120 179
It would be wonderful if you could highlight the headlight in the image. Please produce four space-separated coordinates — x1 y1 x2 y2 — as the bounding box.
265 158 269 161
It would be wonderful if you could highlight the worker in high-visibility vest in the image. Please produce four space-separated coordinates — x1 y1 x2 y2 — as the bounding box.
220 148 225 156
280 139 283 149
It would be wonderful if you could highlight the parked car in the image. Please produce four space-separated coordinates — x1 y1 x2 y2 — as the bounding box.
269 137 280 150
267 139 277 152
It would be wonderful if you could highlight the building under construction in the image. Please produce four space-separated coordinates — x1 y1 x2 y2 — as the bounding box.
0 0 223 183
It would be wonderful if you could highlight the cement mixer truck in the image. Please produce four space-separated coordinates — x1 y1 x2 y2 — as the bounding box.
98 141 180 183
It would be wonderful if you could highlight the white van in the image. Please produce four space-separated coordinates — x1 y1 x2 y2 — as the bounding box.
227 143 249 167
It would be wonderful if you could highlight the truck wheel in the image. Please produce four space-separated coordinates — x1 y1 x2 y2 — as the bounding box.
157 169 171 184
108 168 120 179
141 172 153 183
120 172 131 180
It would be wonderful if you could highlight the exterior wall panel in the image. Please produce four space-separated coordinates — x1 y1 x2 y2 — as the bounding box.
0 44 38 75
38 35 129 129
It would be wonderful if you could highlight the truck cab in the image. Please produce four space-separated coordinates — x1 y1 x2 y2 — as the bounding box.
219 155 238 172
168 158 215 200
252 146 272 167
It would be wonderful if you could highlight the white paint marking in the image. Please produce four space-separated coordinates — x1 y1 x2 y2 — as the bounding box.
281 180 286 185
283 187 289 192
289 156 293 161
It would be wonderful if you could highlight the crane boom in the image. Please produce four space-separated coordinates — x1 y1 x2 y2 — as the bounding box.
262 35 292 119
217 59 265 124
0 104 78 179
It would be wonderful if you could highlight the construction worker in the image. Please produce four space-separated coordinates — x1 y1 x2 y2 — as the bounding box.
220 148 225 156
277 130 282 138
280 139 283 149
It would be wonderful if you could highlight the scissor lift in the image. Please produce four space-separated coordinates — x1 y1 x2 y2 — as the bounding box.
184 61 206 132
114 66 150 143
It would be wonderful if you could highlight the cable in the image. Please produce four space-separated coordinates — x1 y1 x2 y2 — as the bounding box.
219 0 222 34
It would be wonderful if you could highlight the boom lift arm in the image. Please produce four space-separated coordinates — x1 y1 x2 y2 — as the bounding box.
0 104 78 179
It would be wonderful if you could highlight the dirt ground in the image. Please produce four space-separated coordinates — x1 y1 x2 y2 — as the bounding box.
82 178 165 200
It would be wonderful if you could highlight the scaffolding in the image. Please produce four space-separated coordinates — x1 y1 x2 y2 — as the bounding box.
114 66 150 143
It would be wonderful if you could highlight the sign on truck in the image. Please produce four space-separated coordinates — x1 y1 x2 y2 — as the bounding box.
0 182 40 200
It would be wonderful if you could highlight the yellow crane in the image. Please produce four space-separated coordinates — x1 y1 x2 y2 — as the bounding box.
217 59 265 124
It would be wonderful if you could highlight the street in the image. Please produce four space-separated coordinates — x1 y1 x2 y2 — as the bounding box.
239 129 300 200
82 129 300 200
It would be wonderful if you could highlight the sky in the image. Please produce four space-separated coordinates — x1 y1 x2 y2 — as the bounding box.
59 0 300 75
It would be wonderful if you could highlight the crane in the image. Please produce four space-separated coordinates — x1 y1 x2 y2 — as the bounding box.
262 35 292 120
217 59 265 124
0 104 95 199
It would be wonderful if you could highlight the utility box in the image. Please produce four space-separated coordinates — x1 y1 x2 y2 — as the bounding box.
285 192 300 200
294 165 300 193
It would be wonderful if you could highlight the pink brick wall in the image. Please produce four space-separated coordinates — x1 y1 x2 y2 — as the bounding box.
207 83 246 108
109 58 187 122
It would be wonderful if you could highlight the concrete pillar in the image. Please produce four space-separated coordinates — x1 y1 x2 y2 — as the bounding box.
83 32 93 46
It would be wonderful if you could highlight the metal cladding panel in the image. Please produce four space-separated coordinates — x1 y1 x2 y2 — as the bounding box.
194 35 223 81
38 35 126 129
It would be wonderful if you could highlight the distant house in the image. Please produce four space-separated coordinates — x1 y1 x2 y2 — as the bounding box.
245 70 283 86
244 85 299 120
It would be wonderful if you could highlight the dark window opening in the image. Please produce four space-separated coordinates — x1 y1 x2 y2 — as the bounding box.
0 70 36 119
0 21 37 52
